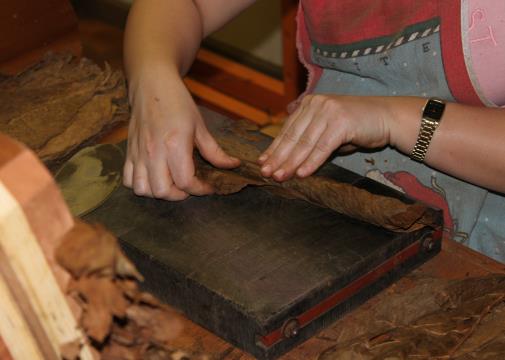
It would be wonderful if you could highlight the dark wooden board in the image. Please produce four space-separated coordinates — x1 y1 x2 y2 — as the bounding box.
84 108 442 359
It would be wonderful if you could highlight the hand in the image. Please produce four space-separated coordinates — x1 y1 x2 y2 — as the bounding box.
123 68 240 200
258 95 394 181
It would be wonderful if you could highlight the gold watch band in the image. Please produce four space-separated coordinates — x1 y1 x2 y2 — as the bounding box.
410 98 446 162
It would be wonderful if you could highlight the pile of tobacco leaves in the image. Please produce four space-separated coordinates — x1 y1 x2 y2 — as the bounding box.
56 221 206 360
0 53 128 167
317 274 505 359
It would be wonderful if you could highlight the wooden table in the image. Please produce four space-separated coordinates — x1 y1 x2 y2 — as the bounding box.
152 237 502 359
0 120 503 360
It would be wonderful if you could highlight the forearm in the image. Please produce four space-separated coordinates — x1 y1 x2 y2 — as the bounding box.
124 0 202 90
389 97 505 192
123 0 256 93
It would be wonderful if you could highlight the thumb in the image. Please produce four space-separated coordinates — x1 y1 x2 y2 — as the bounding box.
195 123 240 169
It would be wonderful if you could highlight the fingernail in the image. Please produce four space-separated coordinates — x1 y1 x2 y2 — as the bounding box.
261 164 271 175
258 154 267 162
273 169 285 180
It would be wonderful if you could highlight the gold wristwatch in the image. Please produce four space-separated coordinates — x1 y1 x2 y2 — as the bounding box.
410 98 446 162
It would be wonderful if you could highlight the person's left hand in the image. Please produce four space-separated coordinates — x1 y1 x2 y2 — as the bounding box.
258 95 395 181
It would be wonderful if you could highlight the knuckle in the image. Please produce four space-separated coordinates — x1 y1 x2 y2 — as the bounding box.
133 186 148 196
315 139 333 153
321 97 339 112
282 129 298 143
122 177 132 188
297 135 314 147
175 177 192 191
301 95 312 105
132 174 148 195
163 132 182 152
308 94 326 106
142 133 158 159
151 186 170 199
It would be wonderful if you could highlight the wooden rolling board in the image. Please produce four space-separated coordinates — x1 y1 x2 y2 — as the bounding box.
85 108 443 359
0 134 92 359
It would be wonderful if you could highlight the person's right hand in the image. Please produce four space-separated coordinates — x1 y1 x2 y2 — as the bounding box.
123 68 240 200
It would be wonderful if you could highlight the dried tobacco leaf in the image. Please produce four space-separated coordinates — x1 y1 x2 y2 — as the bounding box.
70 276 129 342
56 221 141 280
318 275 505 359
196 156 437 232
0 53 128 165
56 220 206 359
54 143 124 217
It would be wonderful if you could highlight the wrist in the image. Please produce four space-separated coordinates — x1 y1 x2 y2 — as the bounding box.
387 97 427 153
126 62 182 104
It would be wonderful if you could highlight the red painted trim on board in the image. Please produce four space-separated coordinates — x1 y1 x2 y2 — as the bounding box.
259 236 435 348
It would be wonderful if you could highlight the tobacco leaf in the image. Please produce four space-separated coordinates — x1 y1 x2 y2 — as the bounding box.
54 143 124 217
0 53 128 165
60 339 82 360
70 276 129 342
190 129 438 232
56 220 207 359
317 274 505 359
56 222 142 280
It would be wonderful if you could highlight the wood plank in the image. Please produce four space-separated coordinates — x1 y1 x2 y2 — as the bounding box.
195 49 284 94
0 135 93 359
0 231 58 360
0 135 74 290
184 78 286 125
189 55 288 115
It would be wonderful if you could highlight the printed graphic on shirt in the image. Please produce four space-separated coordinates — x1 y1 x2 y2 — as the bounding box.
310 19 455 101
312 18 440 60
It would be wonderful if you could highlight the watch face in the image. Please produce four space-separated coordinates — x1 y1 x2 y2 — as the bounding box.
423 99 446 120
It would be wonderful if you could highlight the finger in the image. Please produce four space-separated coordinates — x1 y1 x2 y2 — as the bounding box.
148 158 188 201
261 105 317 177
123 159 134 188
195 123 240 169
272 119 328 182
258 103 305 164
123 116 138 188
337 144 358 154
132 163 153 197
164 135 214 196
296 131 345 178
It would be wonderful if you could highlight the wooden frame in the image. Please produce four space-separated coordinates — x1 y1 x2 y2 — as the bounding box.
187 0 303 125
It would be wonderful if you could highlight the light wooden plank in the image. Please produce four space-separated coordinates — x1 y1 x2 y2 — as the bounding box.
0 180 92 359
